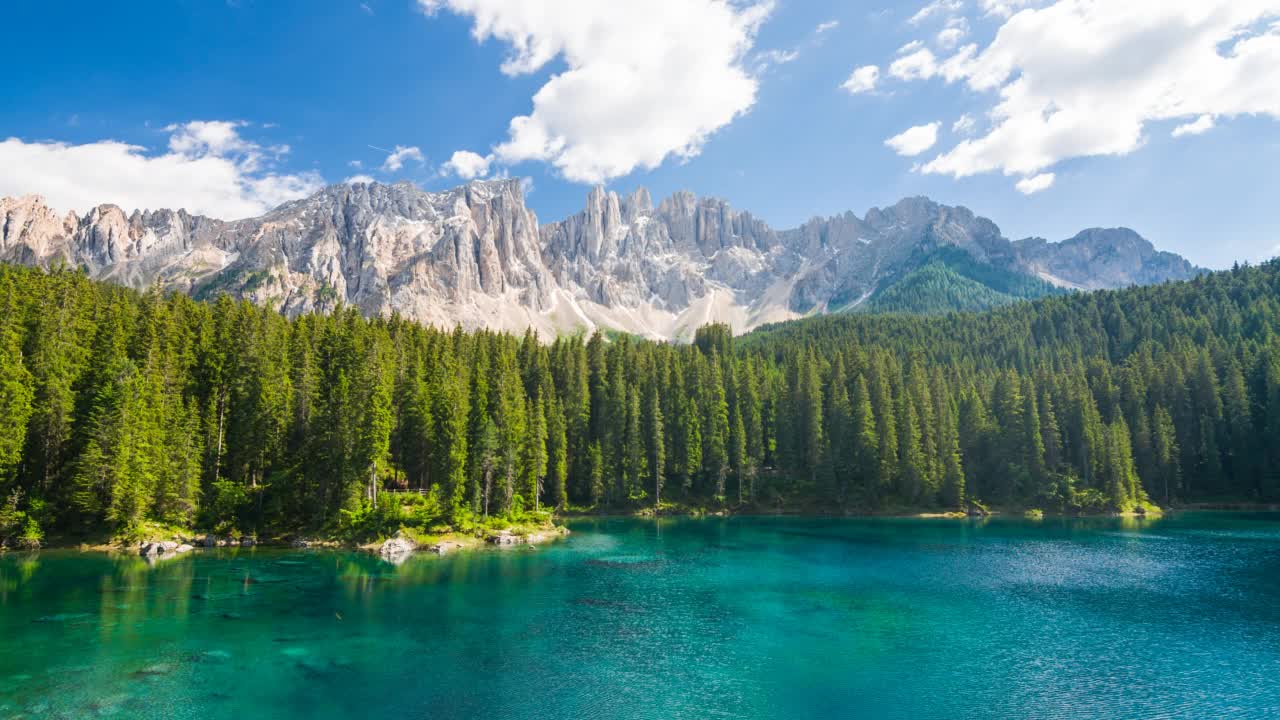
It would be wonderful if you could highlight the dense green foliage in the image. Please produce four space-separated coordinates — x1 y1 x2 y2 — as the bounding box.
2 259 1278 543
857 247 1065 314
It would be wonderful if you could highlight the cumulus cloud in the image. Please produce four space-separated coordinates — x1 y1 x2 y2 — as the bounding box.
885 122 941 156
879 1 1280 193
419 0 773 184
1015 172 1055 194
936 17 968 49
909 0 963 25
952 113 977 134
889 47 938 80
841 65 880 94
441 150 494 179
979 0 1039 18
344 174 377 184
167 120 256 158
816 20 840 33
381 145 425 173
1172 114 1215 137
0 121 323 219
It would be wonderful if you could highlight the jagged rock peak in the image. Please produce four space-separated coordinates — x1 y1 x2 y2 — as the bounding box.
0 181 1203 339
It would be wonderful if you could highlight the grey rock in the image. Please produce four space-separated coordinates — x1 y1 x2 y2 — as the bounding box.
378 530 416 559
1 183 1203 340
139 541 179 557
486 530 522 546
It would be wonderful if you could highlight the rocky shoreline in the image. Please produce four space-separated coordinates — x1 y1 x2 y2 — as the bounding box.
373 526 571 563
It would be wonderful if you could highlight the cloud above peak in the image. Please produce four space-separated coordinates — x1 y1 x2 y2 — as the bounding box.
381 145 425 173
885 122 941 157
419 0 774 184
0 121 322 219
441 150 493 179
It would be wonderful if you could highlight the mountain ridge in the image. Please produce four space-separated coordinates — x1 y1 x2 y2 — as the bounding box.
0 179 1204 338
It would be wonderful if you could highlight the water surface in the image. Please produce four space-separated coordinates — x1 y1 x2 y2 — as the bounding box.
2 513 1279 719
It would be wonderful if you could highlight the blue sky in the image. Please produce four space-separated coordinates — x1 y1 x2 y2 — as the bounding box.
3 0 1279 268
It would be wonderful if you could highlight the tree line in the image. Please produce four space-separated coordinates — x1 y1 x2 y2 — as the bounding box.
2 259 1279 545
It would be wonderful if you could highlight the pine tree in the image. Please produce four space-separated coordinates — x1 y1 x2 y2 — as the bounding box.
645 383 666 511
824 355 854 503
849 374 880 503
545 392 569 511
1151 405 1180 506
702 353 731 501
524 394 548 511
0 284 34 485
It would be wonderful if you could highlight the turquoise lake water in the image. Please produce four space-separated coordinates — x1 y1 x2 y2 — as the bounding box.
2 513 1279 719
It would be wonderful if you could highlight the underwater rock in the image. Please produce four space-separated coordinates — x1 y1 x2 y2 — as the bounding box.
33 612 92 623
131 663 173 678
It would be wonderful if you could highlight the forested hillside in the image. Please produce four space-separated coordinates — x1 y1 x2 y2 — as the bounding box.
855 247 1065 314
2 260 1278 546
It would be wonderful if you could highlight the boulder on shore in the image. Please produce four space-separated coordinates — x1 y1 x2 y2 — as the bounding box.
139 541 179 557
378 531 417 560
486 530 521 546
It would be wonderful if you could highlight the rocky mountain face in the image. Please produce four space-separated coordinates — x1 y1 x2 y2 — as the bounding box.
1 180 1203 339
1013 228 1200 290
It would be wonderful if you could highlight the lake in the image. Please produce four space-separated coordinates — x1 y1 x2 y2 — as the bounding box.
2 513 1279 719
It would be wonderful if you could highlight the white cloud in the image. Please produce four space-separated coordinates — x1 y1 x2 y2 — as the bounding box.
885 122 941 156
816 20 840 33
441 150 493 179
1172 114 1215 137
344 174 377 184
0 121 323 219
166 120 255 158
909 0 963 25
881 0 1280 193
381 145 425 173
419 0 773 184
952 113 976 134
889 47 938 80
936 17 969 49
348 159 363 169
1015 172 1054 194
756 48 800 71
979 0 1038 18
841 65 880 94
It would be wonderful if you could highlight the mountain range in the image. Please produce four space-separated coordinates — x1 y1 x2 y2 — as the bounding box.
0 179 1202 339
